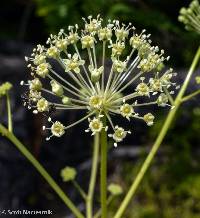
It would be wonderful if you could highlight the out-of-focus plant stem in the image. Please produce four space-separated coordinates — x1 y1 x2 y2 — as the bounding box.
0 124 84 218
94 195 114 218
114 46 200 218
181 89 200 102
100 116 107 218
6 93 12 132
72 180 87 200
86 133 100 218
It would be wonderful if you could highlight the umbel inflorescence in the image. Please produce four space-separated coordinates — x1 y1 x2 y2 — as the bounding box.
21 15 178 147
179 0 200 35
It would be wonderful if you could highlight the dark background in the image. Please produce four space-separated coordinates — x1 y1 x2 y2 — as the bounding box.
0 0 200 217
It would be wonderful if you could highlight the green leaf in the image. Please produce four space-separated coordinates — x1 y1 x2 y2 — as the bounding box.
60 166 77 182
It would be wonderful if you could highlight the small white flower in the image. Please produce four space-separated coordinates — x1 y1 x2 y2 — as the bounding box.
81 35 95 49
47 46 60 58
149 78 162 92
136 82 150 96
130 32 147 49
98 27 112 41
115 28 129 41
88 65 104 82
143 113 155 126
64 53 85 73
157 93 169 107
88 117 103 134
51 121 65 137
67 32 79 44
109 126 131 147
113 59 126 73
138 42 152 58
56 38 68 51
36 63 50 78
33 54 46 65
37 98 49 112
84 15 102 33
138 51 164 73
89 95 103 109
111 42 125 57
161 69 174 86
120 103 134 120
29 90 41 102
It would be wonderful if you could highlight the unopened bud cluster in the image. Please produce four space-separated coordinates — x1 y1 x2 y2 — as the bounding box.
0 82 12 98
179 0 200 35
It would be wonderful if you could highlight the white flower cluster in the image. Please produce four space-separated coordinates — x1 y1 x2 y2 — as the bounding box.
22 15 177 146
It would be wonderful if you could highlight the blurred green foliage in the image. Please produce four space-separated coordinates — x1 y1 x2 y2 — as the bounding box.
108 106 200 217
34 0 199 66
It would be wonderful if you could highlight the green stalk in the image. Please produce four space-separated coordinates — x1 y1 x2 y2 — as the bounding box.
102 41 106 91
72 180 87 200
114 46 200 218
6 93 13 132
100 116 107 218
86 133 100 218
0 124 84 218
181 89 200 102
94 196 114 218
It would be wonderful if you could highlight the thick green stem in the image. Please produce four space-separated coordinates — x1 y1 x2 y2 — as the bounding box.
86 133 100 218
6 93 13 132
0 124 84 218
100 116 107 218
114 46 200 218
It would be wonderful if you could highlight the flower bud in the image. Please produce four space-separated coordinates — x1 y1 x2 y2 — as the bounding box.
29 78 42 91
62 96 71 105
0 82 12 98
50 80 64 97
61 166 77 182
108 183 123 196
